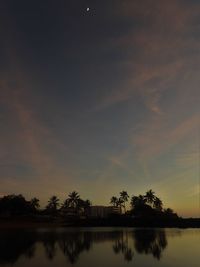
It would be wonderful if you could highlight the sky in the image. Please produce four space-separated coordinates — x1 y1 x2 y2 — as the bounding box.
0 0 199 217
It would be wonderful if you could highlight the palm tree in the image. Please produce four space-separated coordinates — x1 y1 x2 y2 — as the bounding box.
131 195 146 208
117 197 124 214
67 191 80 210
62 198 69 209
46 195 60 214
130 196 139 208
153 197 163 211
120 191 129 213
81 199 91 216
110 196 118 207
30 197 40 211
84 199 91 209
145 189 156 206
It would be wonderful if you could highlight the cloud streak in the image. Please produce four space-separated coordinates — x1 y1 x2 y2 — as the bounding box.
95 0 200 113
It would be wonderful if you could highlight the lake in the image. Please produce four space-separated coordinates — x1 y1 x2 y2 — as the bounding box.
0 228 199 267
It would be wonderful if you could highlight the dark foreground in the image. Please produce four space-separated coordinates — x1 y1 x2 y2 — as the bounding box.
0 216 200 229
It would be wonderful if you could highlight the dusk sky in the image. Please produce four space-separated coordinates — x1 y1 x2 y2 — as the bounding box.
0 0 199 217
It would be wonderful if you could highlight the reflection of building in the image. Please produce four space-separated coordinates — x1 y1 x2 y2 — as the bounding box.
90 206 120 218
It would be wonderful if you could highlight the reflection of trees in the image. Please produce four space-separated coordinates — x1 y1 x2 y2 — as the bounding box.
42 232 57 260
0 228 168 265
112 229 167 261
0 230 36 265
57 231 132 264
133 229 167 260
113 232 134 262
58 232 92 264
113 242 134 261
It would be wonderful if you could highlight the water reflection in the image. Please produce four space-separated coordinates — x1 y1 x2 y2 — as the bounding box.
112 232 134 262
0 228 169 265
43 232 57 260
133 229 167 260
58 232 92 264
112 229 167 261
0 230 36 264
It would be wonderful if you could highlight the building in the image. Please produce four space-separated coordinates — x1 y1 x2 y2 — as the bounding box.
90 206 120 218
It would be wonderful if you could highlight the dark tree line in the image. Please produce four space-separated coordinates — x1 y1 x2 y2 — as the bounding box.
44 191 92 216
110 189 178 218
0 189 178 219
0 195 40 216
0 191 91 217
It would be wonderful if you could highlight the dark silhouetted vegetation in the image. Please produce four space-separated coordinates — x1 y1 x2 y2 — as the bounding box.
110 190 129 213
0 195 33 216
130 190 177 219
60 191 92 218
0 190 199 227
45 196 60 216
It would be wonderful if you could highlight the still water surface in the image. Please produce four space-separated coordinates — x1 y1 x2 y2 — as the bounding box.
0 228 199 267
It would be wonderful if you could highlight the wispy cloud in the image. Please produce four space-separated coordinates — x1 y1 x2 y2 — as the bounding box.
95 0 200 113
133 114 199 160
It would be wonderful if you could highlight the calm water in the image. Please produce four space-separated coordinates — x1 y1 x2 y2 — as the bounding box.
0 228 199 267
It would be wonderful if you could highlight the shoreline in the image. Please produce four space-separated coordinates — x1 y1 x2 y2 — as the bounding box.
0 217 200 229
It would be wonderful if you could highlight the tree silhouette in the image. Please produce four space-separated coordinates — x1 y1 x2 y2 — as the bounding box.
119 191 129 213
67 191 80 210
81 199 91 216
153 197 163 211
130 194 153 216
62 198 69 210
46 196 60 215
110 196 118 207
0 194 31 216
117 198 124 214
131 195 146 208
145 190 156 207
62 192 91 216
30 198 40 212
